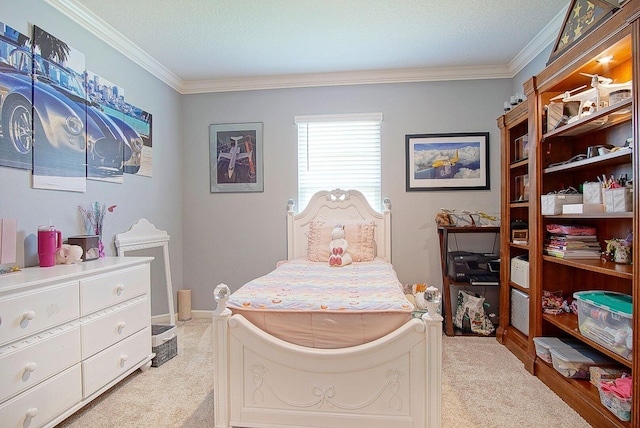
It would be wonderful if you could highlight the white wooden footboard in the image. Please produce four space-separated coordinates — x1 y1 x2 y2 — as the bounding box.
213 284 442 428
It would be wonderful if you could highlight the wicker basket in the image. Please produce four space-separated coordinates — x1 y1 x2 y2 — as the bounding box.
151 324 177 367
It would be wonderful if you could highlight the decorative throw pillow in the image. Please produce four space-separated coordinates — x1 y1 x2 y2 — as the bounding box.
344 222 376 261
306 220 376 262
306 220 327 261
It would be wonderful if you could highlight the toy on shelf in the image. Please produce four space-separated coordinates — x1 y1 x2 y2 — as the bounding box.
604 232 632 264
548 74 632 128
0 265 20 275
435 208 500 227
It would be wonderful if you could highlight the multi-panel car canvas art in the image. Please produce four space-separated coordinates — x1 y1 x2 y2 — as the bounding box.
0 23 33 171
0 20 153 192
31 25 88 192
86 70 151 180
124 106 152 177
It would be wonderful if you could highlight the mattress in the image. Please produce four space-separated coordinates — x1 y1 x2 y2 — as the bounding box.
228 258 414 348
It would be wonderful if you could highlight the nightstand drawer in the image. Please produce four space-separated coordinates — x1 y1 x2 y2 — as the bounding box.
0 364 81 428
80 264 150 315
0 323 81 402
81 295 150 358
82 326 150 397
0 282 79 345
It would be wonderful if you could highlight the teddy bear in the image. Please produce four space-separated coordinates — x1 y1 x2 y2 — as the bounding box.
328 225 352 267
56 244 84 264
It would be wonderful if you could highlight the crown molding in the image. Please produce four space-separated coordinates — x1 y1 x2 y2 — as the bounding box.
45 0 184 92
508 4 568 76
46 0 562 94
182 65 512 94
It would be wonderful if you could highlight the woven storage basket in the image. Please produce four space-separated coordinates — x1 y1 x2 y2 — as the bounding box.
151 324 177 367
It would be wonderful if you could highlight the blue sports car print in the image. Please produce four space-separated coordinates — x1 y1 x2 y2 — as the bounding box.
0 38 143 176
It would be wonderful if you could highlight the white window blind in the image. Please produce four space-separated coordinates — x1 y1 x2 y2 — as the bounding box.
295 113 382 212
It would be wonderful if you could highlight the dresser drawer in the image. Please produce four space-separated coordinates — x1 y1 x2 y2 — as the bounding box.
0 323 81 403
81 295 150 358
0 364 81 428
80 264 150 315
0 282 79 345
82 326 151 397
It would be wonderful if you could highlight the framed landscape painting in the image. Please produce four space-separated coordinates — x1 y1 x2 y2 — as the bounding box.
405 132 489 191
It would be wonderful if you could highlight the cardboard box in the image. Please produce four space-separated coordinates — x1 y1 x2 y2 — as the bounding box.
583 182 603 204
541 193 583 215
510 255 529 288
562 203 605 214
589 366 628 387
604 188 633 213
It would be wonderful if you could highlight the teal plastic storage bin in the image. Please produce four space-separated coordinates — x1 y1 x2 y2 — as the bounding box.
573 291 632 360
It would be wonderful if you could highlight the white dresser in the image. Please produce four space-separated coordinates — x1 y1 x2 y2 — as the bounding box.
0 257 154 428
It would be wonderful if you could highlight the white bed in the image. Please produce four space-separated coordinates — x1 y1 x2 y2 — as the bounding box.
212 189 443 428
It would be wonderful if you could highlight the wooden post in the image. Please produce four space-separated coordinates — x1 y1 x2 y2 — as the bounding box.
213 284 231 428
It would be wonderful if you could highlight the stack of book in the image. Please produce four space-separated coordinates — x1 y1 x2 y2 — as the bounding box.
544 233 601 259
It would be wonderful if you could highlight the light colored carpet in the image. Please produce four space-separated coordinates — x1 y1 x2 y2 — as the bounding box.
57 318 591 428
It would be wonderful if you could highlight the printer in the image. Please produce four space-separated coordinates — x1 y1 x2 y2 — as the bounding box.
446 251 501 326
447 251 500 282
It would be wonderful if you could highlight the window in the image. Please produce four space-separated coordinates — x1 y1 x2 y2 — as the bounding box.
295 113 382 211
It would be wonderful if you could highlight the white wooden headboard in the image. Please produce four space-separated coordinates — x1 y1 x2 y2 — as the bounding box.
287 189 391 262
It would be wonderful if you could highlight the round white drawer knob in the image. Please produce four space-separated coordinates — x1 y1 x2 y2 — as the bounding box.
23 311 36 321
26 407 38 418
25 362 37 372
117 322 126 332
121 354 128 362
115 284 125 295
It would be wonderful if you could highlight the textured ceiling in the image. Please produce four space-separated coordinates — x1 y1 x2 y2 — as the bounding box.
47 0 573 93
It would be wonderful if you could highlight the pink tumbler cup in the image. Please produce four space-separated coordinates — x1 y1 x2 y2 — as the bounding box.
38 226 62 267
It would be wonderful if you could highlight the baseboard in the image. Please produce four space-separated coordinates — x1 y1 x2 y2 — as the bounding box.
151 310 213 324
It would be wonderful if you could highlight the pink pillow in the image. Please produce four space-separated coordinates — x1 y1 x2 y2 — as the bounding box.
307 220 376 262
307 220 329 262
346 222 376 262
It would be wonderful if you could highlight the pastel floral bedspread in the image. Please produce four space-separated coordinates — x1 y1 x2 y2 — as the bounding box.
228 258 414 313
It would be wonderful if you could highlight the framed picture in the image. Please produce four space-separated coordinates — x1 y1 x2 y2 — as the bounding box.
405 132 490 191
547 0 617 65
209 122 263 193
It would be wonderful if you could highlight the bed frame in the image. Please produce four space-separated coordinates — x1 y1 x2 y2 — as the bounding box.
213 189 442 428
